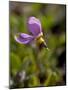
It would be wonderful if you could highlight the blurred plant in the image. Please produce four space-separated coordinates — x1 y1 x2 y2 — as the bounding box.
10 2 66 88
13 16 50 88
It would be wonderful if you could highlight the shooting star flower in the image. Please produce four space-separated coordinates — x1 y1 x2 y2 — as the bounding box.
14 17 48 49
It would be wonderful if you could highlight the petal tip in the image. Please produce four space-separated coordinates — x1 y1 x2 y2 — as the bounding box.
14 34 23 44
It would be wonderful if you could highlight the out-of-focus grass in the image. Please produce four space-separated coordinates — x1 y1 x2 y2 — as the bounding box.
9 1 66 88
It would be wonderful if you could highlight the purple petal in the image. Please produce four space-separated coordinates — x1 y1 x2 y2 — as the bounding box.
28 17 42 36
14 33 34 44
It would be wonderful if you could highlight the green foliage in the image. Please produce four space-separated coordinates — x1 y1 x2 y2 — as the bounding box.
10 52 21 76
28 76 40 87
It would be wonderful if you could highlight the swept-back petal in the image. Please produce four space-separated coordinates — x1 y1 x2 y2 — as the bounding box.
28 17 42 36
14 33 34 44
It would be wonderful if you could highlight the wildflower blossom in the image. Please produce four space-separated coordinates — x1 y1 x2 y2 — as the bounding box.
14 17 48 49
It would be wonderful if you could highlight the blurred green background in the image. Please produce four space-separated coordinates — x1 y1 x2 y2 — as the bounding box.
9 1 66 88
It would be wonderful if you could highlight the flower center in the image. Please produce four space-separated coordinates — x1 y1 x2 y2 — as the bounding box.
36 32 43 39
35 32 45 45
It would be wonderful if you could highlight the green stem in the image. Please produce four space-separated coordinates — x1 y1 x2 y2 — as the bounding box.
45 72 52 86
